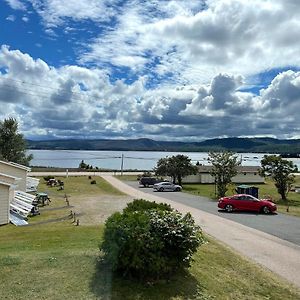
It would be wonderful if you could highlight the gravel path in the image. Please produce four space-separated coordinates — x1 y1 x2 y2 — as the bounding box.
101 174 300 289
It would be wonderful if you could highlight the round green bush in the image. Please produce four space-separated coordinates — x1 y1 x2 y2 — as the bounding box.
100 199 204 279
123 198 172 213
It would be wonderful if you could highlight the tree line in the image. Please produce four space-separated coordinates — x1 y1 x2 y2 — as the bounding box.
154 152 298 203
0 117 298 203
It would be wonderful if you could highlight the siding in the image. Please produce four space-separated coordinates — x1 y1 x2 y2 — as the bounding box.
0 163 27 192
182 173 264 184
0 184 9 225
0 173 19 186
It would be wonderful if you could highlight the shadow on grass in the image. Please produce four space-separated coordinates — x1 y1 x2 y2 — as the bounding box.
90 257 204 300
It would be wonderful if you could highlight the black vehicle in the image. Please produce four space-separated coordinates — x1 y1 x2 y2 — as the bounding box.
139 177 162 187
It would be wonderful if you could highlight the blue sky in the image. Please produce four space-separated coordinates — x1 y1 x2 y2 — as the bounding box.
0 0 300 141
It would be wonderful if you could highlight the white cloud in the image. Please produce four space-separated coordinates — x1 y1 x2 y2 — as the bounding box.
7 0 300 85
27 0 119 27
1 46 300 140
2 1 300 140
5 0 26 10
77 0 300 85
6 15 16 22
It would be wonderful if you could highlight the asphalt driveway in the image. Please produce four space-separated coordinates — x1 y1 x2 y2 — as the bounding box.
126 181 300 246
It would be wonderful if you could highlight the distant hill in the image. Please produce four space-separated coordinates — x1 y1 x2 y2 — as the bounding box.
26 137 300 154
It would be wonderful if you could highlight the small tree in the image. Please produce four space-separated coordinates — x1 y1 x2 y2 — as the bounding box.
100 199 204 280
154 155 198 185
208 151 241 198
260 155 298 203
0 118 32 165
79 160 87 169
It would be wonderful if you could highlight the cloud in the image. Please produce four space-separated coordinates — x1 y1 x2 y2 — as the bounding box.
2 0 300 141
1 46 300 140
6 1 300 86
6 15 16 22
26 0 119 28
5 0 26 10
77 0 300 86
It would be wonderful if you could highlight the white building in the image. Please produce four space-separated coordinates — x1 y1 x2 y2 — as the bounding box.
0 160 31 192
182 166 264 184
0 180 18 226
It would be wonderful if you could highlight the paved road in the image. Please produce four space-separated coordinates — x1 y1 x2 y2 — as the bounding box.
125 181 300 246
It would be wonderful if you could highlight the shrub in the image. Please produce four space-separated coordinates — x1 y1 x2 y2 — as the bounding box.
100 199 204 280
43 176 54 182
123 199 172 213
142 171 152 177
91 180 97 184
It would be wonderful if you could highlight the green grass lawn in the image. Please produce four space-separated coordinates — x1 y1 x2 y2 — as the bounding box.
39 175 125 197
27 176 125 224
0 221 299 299
2 175 298 299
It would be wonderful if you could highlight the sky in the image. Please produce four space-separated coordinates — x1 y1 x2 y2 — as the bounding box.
0 0 300 141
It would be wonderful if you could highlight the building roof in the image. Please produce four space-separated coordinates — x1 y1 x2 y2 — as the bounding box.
0 160 31 172
197 165 261 173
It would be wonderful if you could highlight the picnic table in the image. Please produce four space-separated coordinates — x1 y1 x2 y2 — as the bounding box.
36 192 51 206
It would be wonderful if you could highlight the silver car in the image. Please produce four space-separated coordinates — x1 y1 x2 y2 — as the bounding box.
153 182 182 192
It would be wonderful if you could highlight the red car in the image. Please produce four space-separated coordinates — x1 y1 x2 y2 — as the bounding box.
218 194 277 214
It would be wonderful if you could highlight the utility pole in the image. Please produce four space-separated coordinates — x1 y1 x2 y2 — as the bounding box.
121 153 124 176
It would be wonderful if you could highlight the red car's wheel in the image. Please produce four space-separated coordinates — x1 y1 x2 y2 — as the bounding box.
225 204 234 213
261 206 270 214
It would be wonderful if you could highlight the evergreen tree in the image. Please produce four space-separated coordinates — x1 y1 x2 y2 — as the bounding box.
0 118 32 166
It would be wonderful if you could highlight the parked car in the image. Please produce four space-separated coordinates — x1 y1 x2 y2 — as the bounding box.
153 182 182 192
139 177 162 187
218 194 277 214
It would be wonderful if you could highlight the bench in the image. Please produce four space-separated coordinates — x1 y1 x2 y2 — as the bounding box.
10 203 29 218
12 199 34 211
15 191 37 205
11 191 40 218
26 177 40 192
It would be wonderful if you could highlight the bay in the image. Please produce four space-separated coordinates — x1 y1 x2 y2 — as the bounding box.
27 149 285 171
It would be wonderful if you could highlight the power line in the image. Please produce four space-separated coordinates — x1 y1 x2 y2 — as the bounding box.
0 80 103 104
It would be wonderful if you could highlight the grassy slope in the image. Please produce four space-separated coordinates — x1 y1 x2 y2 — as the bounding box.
0 223 299 299
28 176 125 224
1 176 299 299
39 175 125 197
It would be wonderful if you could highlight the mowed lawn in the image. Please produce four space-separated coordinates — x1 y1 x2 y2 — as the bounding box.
183 176 300 217
0 176 299 299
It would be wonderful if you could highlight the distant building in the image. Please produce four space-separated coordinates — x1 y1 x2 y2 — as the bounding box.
182 165 264 184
